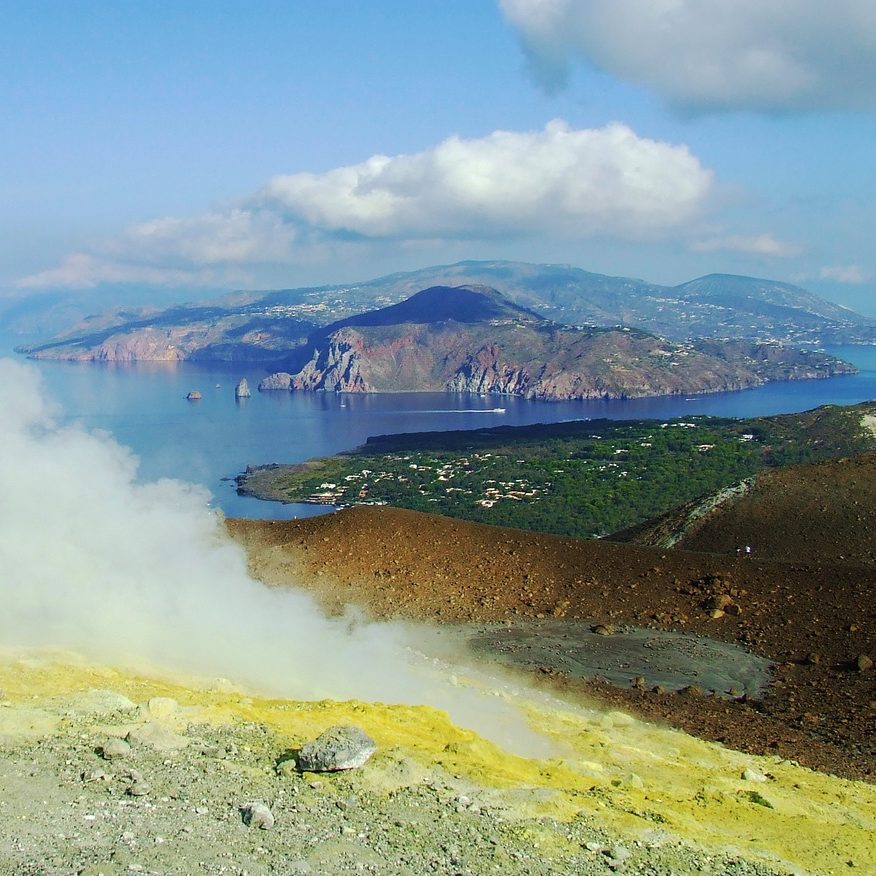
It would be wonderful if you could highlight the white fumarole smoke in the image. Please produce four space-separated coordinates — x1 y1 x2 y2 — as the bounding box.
0 358 552 752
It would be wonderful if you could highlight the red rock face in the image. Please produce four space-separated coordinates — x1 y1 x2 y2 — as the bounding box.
258 320 849 401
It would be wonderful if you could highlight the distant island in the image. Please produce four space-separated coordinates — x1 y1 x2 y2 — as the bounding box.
17 260 876 367
253 284 854 401
19 272 859 402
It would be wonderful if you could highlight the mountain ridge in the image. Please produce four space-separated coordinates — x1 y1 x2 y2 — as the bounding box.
255 284 854 401
17 259 876 362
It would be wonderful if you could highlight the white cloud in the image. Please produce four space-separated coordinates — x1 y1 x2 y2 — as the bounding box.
256 120 711 239
819 264 872 284
15 253 249 290
691 233 802 258
17 121 713 289
500 0 876 111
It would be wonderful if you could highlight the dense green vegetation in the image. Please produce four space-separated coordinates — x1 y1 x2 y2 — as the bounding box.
241 402 876 539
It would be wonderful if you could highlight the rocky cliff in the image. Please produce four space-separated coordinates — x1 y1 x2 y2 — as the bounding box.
257 285 854 401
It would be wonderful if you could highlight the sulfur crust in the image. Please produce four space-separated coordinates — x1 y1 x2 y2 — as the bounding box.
1 655 873 875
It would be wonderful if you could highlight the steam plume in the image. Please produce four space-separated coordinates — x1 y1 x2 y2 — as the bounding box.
0 359 551 751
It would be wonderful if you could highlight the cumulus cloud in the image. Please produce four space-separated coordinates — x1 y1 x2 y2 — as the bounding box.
691 233 802 258
819 264 872 284
256 120 712 238
0 358 551 753
500 0 876 111
17 121 713 289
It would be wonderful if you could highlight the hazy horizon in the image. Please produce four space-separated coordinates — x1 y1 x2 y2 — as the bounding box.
2 2 874 315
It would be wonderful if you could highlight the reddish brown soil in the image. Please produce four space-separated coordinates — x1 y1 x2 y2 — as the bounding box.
227 496 876 783
626 451 876 566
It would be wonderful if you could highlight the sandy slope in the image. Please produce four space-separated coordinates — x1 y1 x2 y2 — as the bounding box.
227 504 876 782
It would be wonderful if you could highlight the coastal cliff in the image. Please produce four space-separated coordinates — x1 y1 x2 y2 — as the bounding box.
257 285 854 401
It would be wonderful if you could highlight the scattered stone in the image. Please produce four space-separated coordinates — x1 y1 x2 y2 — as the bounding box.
855 654 873 672
805 653 821 665
742 767 768 783
73 689 138 716
678 685 704 698
82 768 112 784
709 608 726 619
126 722 188 752
100 738 131 761
241 802 274 830
705 594 733 611
591 624 614 636
652 685 666 695
297 725 377 772
235 378 251 399
144 697 178 720
631 676 646 690
126 781 151 797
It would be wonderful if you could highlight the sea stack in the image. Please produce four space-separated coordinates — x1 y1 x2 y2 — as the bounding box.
186 390 202 400
235 378 251 399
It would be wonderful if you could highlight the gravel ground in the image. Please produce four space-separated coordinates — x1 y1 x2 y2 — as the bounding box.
0 694 788 876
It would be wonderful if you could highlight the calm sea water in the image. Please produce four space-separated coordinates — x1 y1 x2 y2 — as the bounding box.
4 339 875 519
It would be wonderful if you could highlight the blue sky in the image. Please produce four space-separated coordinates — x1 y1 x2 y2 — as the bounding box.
2 0 875 313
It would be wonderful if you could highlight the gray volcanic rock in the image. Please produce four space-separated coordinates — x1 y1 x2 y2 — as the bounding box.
258 371 293 391
297 725 377 772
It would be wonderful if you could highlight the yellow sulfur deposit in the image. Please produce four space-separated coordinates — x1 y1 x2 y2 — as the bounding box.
1 653 873 875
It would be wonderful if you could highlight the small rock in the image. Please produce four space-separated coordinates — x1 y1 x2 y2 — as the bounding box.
631 676 646 690
126 722 188 752
591 624 614 636
235 378 251 399
805 653 821 665
241 802 274 830
100 738 131 761
652 685 666 695
145 697 178 720
705 594 733 611
297 725 377 772
126 781 151 797
678 685 704 698
82 768 112 784
725 603 742 616
186 390 202 400
742 767 768 783
856 654 873 672
709 609 726 619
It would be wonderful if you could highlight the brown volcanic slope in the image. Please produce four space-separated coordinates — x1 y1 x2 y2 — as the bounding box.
614 450 876 567
227 492 876 782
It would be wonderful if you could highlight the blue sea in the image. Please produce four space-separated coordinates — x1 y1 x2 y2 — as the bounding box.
4 339 875 520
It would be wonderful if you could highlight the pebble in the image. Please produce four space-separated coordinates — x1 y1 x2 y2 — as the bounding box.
678 685 704 698
241 802 275 830
855 654 873 672
82 768 112 784
126 781 151 797
126 721 188 752
742 768 768 783
101 738 131 761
